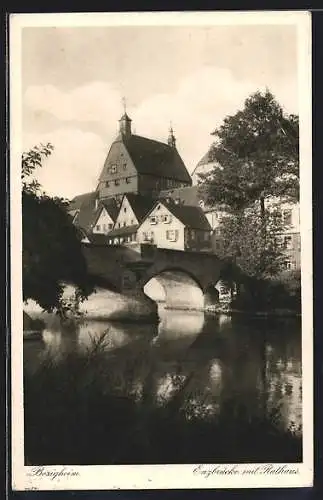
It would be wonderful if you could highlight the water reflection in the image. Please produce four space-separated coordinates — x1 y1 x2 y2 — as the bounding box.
24 309 302 436
152 306 205 352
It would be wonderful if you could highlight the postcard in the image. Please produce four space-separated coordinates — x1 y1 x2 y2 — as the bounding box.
10 10 313 490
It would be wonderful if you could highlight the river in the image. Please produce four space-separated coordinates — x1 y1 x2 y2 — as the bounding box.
23 306 302 464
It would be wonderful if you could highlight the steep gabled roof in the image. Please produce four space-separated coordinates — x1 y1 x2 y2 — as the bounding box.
123 193 156 222
166 202 212 231
121 134 192 183
68 191 96 212
160 186 200 206
159 186 226 213
107 224 139 238
92 198 119 227
68 191 97 232
143 199 212 231
100 199 119 221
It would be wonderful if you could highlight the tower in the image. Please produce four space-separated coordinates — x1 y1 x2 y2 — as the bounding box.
119 97 132 138
168 124 176 149
119 113 132 139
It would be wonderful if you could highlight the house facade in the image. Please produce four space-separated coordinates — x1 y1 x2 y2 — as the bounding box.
107 193 155 246
137 199 212 252
91 200 118 235
273 201 301 270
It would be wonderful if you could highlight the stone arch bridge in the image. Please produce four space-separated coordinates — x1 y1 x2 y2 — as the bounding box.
81 244 239 319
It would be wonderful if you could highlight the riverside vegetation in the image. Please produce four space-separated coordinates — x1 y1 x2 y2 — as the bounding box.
24 321 302 465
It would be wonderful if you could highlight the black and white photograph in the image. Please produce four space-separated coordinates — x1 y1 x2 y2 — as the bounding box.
10 11 313 490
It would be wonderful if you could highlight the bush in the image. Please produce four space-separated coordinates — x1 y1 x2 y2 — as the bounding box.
232 271 301 313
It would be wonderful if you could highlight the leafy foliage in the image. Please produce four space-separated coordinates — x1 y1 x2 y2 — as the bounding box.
199 90 299 213
22 144 93 314
214 209 285 280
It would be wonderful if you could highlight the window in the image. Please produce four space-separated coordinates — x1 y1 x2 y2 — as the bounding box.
163 214 172 223
149 231 154 242
115 179 120 186
166 230 178 242
105 181 109 188
157 205 161 210
123 163 127 170
96 225 101 232
284 260 296 270
283 209 292 226
123 222 127 227
283 235 293 249
150 216 157 225
117 222 121 228
126 177 131 183
143 231 154 242
108 223 113 230
123 207 127 213
110 164 117 174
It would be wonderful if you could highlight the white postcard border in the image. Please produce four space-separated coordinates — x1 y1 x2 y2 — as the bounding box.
10 10 313 490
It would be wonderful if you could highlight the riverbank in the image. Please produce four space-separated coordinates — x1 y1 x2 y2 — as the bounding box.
205 304 301 318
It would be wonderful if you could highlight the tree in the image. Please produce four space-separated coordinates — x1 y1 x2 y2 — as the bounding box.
22 144 93 315
214 210 285 280
198 90 299 297
199 89 299 219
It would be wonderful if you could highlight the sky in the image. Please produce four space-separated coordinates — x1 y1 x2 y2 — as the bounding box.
21 23 299 199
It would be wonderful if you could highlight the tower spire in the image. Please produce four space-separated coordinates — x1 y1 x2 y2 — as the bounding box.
168 121 176 148
122 96 127 114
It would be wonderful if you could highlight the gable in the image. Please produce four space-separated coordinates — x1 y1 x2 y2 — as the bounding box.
139 201 184 229
98 140 137 184
94 207 114 227
114 196 139 227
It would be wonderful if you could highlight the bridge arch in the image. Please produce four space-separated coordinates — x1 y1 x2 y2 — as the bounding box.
143 267 205 311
